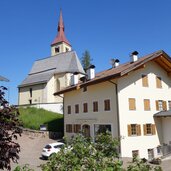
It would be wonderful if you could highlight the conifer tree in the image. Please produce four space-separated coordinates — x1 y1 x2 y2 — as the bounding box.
81 50 93 70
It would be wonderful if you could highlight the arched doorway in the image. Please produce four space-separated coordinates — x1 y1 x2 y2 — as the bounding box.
82 124 90 137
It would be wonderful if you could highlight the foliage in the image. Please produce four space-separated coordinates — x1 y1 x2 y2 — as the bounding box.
95 131 119 158
81 50 93 70
14 164 34 171
41 132 163 171
127 157 162 171
0 86 22 170
41 132 123 171
19 107 63 132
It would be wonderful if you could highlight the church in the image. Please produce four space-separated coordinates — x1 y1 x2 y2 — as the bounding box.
18 10 85 113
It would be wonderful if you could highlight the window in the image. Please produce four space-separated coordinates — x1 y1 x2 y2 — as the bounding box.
157 146 161 155
131 124 137 135
75 104 79 114
83 103 88 113
29 88 32 97
156 100 167 111
146 124 152 134
67 105 71 114
104 99 110 111
73 124 81 133
66 47 69 52
144 99 150 111
156 76 162 88
66 124 72 133
143 124 156 135
142 75 148 87
55 47 60 53
93 101 98 112
128 124 141 136
168 101 171 110
132 150 139 158
158 100 163 111
129 98 136 110
94 124 111 136
148 149 154 160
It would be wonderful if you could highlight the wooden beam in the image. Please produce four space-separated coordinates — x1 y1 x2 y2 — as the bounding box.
168 72 171 76
133 64 146 71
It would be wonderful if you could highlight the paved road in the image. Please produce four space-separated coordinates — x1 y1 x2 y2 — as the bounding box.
11 133 56 171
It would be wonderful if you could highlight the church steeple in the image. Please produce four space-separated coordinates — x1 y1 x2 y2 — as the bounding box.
51 9 72 56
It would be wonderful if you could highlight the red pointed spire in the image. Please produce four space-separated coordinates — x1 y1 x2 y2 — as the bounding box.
51 9 71 46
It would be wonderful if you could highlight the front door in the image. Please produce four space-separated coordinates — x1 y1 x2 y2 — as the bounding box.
82 124 90 137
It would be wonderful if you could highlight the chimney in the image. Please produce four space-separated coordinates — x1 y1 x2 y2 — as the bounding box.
70 72 78 85
110 59 120 68
130 51 139 62
114 59 120 67
87 65 95 80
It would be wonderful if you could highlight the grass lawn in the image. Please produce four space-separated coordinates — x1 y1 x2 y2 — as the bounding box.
19 107 63 132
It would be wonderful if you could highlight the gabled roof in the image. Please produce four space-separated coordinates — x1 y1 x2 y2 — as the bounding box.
18 51 85 87
54 50 171 95
154 110 171 117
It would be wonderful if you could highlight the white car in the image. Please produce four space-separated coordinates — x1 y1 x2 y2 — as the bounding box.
41 142 64 159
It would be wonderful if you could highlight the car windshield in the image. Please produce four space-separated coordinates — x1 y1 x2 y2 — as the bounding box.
44 145 52 149
54 144 64 148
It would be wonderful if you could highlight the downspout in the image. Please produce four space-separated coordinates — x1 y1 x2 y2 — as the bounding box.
108 80 121 155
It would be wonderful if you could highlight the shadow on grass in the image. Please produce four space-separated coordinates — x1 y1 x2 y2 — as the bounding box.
45 118 64 139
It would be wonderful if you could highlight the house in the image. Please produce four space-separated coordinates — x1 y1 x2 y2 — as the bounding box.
54 50 171 159
18 10 84 113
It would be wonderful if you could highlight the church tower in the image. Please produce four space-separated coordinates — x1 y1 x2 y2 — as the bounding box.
51 10 72 56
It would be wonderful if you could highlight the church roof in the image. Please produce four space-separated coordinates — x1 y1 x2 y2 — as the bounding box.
18 51 85 87
51 10 71 46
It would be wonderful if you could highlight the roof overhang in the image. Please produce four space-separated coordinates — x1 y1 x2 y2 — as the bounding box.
154 110 171 117
18 81 47 88
54 73 121 96
153 52 171 76
54 50 171 96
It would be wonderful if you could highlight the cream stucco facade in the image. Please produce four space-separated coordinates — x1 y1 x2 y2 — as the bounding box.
60 52 171 159
18 74 70 113
117 61 171 158
64 81 119 139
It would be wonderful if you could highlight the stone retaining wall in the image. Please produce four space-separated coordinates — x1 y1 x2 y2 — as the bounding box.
22 128 63 139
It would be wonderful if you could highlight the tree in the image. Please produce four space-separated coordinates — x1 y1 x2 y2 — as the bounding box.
0 86 22 170
41 132 123 171
81 50 93 70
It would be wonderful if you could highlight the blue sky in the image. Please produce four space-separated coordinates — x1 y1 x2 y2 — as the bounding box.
1 0 171 104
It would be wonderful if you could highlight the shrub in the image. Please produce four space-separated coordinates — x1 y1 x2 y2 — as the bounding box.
41 132 123 171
